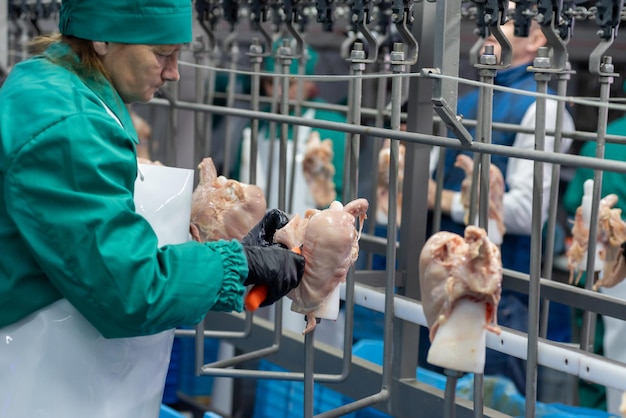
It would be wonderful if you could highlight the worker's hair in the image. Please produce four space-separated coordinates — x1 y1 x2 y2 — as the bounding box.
28 34 111 82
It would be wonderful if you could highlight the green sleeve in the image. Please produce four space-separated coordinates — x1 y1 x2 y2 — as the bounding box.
5 113 247 338
562 142 596 217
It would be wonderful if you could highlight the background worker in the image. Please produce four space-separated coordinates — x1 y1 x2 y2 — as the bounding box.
237 39 347 216
425 8 575 397
0 1 303 417
562 85 626 413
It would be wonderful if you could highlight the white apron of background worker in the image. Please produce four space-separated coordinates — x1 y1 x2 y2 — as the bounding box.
601 278 626 415
239 108 318 218
0 163 194 418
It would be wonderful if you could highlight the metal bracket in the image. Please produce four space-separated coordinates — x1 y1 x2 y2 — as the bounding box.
249 0 273 56
472 0 512 69
341 0 379 63
390 0 419 65
589 0 623 75
195 0 219 51
316 0 335 31
429 92 473 146
537 0 569 71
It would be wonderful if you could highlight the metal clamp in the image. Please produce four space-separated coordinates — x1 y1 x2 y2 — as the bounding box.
589 0 623 75
249 0 274 57
471 0 512 69
537 0 569 71
390 0 419 65
340 0 379 63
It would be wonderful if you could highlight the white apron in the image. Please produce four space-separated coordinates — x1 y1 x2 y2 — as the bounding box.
240 108 317 217
0 163 194 418
601 279 626 415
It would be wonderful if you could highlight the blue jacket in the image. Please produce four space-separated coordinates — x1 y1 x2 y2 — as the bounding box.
437 63 541 275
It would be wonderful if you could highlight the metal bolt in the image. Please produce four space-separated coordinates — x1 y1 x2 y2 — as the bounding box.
351 42 367 61
600 56 614 73
479 45 497 65
391 42 404 63
533 46 551 68
249 38 263 57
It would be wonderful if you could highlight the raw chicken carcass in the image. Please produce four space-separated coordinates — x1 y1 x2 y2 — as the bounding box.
419 226 502 373
567 193 626 288
376 139 405 226
302 131 336 208
455 154 505 240
419 226 502 343
274 198 369 334
190 157 267 242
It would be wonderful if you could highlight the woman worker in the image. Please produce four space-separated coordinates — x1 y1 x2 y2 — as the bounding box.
0 1 304 417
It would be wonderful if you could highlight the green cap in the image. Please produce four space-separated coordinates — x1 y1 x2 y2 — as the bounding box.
59 0 192 45
264 38 318 76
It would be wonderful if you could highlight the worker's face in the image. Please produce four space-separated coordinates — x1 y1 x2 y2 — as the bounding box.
262 78 316 101
482 20 546 67
97 43 182 103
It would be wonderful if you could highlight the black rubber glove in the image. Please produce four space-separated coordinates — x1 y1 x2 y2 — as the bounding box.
243 246 305 307
241 208 290 247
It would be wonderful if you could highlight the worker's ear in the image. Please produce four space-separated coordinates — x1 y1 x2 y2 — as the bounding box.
92 41 109 56
528 28 547 54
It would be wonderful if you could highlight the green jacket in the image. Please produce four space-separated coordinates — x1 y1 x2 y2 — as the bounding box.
563 117 626 218
0 42 247 338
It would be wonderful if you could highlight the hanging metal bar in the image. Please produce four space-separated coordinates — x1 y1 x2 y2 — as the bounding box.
525 46 552 418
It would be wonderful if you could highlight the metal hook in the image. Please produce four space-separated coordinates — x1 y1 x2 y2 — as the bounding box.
223 28 240 55
195 0 218 51
537 0 569 71
390 0 418 65
284 22 304 60
340 30 359 60
248 0 273 57
588 0 623 75
341 0 379 63
487 6 512 68
471 0 511 69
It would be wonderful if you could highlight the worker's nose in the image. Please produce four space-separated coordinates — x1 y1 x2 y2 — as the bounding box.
162 56 180 82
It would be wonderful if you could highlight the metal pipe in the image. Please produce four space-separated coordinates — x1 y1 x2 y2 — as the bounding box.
525 47 552 418
539 62 574 338
304 325 315 418
147 97 626 175
365 47 391 270
248 38 264 184
278 39 292 211
222 40 240 177
193 36 207 169
580 56 615 353
471 44 499 418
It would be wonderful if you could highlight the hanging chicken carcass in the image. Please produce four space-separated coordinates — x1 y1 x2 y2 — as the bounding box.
455 154 505 243
419 226 502 373
567 192 626 289
274 198 369 334
302 131 337 208
190 157 267 242
376 139 405 227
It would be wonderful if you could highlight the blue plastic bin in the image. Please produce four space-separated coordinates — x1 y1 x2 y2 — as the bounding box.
159 404 186 418
177 335 220 397
252 360 357 418
162 338 181 404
